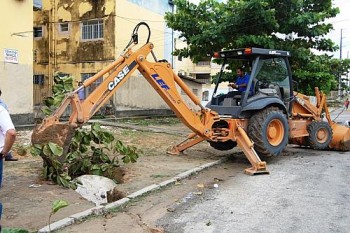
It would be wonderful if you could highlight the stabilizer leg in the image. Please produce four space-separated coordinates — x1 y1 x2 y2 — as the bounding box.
235 127 269 175
167 133 205 155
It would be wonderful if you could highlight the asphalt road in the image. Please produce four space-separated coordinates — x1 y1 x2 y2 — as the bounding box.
331 107 350 125
158 147 350 233
57 109 350 233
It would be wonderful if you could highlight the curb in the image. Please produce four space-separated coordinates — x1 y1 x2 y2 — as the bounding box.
37 158 226 233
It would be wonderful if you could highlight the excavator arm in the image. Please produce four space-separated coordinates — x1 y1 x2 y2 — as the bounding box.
32 22 269 175
32 22 220 147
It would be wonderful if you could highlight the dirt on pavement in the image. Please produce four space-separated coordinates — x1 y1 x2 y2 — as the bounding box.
1 118 230 232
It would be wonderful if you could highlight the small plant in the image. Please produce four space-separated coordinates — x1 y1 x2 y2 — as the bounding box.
49 200 69 232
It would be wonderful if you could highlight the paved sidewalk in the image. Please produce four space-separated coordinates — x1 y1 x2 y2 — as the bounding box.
38 158 227 232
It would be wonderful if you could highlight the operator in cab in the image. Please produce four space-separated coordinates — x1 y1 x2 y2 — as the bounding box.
227 67 253 99
228 67 250 94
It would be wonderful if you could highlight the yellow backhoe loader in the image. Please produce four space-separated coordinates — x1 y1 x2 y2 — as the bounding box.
31 22 350 175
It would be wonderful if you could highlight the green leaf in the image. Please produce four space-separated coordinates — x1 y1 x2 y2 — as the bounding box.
47 142 63 156
79 144 88 153
42 144 53 156
122 155 131 164
29 144 43 156
51 200 69 214
82 134 92 144
2 228 30 233
100 153 111 163
92 122 102 132
102 132 114 143
41 106 53 116
43 96 55 106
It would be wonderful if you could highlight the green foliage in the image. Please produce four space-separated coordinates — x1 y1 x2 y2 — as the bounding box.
42 73 74 116
2 229 30 233
49 200 69 232
31 122 140 188
166 0 350 94
31 74 140 188
118 117 180 126
51 200 69 214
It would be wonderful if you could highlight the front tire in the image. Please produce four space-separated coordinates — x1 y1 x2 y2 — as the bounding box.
307 121 332 149
248 107 289 156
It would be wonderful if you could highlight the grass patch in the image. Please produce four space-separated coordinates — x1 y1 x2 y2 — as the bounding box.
117 117 180 126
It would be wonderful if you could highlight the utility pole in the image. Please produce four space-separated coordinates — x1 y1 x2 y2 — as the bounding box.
338 28 345 97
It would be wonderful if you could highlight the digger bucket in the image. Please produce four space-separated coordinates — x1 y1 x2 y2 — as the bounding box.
329 123 350 151
31 121 76 155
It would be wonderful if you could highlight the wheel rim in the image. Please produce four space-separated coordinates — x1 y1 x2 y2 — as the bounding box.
267 119 284 146
316 128 328 143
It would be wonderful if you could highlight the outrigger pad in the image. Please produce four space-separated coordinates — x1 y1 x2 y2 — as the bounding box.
244 167 270 176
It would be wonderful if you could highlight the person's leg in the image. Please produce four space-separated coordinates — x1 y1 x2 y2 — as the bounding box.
1 157 3 221
0 157 3 187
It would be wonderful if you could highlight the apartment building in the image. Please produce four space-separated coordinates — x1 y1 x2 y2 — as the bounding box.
33 0 211 115
0 0 34 124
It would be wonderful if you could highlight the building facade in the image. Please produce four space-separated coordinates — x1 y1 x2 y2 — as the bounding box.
0 0 34 124
33 0 209 115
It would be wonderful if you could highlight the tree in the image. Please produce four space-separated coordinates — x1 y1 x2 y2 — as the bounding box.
165 0 350 95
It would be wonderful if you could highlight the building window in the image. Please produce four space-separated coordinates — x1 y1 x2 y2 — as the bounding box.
202 91 209 101
59 23 69 33
33 74 45 85
34 0 42 9
57 73 70 78
192 88 198 96
33 26 43 38
196 61 210 66
81 20 104 41
81 73 101 96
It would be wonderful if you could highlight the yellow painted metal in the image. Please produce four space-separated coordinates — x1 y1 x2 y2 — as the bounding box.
292 88 350 151
329 123 350 151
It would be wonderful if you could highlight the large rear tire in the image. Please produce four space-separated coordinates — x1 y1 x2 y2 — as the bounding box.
307 121 332 149
248 107 289 157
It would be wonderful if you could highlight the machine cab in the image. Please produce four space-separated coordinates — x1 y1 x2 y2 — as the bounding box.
207 47 293 118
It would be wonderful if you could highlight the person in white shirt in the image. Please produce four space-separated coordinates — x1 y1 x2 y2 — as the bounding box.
0 89 17 161
0 103 16 228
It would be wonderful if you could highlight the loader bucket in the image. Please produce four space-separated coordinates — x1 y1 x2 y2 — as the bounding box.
31 122 76 155
329 123 350 151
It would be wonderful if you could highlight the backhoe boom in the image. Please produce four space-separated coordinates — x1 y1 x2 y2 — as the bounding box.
31 22 269 175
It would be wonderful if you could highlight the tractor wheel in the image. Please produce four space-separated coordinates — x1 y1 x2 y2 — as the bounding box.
307 121 333 149
209 140 237 151
248 107 289 157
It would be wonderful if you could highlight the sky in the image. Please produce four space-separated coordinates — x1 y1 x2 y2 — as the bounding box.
33 0 41 8
327 0 350 59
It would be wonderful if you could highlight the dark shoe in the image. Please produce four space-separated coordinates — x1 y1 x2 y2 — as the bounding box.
5 157 18 161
